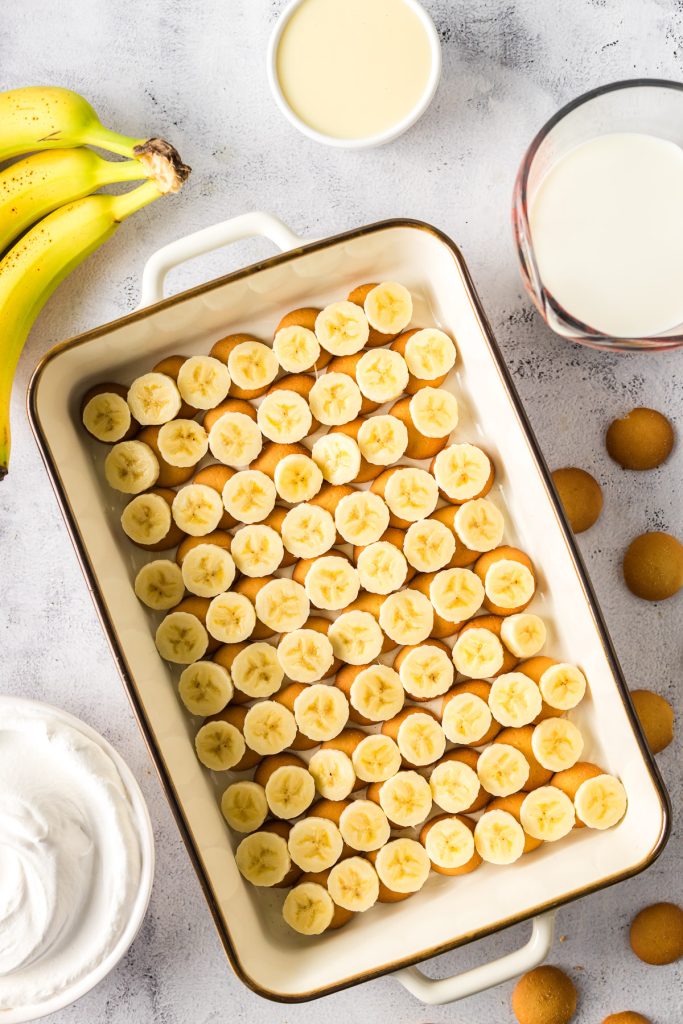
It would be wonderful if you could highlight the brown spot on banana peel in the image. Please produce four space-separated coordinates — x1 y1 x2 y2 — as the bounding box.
133 138 191 194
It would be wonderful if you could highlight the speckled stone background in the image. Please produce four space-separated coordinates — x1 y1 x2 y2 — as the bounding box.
1 1 681 1021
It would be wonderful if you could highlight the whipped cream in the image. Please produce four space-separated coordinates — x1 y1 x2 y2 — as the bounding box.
0 704 144 1010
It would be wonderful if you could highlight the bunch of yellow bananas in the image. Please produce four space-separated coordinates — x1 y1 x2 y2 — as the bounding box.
0 85 191 478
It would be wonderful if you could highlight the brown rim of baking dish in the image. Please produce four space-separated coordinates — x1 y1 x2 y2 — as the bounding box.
27 218 671 1003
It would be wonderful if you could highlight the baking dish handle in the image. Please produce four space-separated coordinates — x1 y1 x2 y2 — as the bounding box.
138 211 305 307
393 910 556 1005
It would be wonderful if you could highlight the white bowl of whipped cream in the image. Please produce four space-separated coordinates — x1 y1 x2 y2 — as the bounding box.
0 697 155 1022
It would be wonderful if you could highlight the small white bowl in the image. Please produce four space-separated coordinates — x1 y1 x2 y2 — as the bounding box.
0 697 155 1024
267 0 442 149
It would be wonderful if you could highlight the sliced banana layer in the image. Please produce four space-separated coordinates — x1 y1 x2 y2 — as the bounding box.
277 628 335 683
378 770 432 827
327 856 379 912
195 719 245 770
231 642 283 697
127 371 182 424
574 773 627 830
283 882 335 935
404 328 456 381
532 718 584 772
227 340 278 393
356 541 408 595
222 470 276 524
484 560 535 610
489 672 543 727
255 578 310 633
293 683 349 741
265 764 316 819
474 809 525 864
356 348 409 404
83 391 132 443
134 559 185 610
425 816 475 870
500 613 546 658
352 734 402 783
172 484 224 537
243 700 298 755
288 816 344 872
157 419 208 468
221 780 268 833
429 759 481 814
105 440 159 494
409 387 458 438
273 325 321 373
274 453 323 503
433 443 491 502
452 627 504 679
477 743 530 796
304 555 360 611
257 390 312 444
181 543 236 597
404 519 456 573
312 433 361 485
177 356 230 410
430 568 485 623
520 786 575 841
178 661 233 716
309 371 363 425
384 467 439 523
308 748 356 800
397 712 446 766
282 503 336 558
350 664 405 721
206 592 256 644
364 282 412 335
442 692 492 745
335 491 390 546
235 831 291 886
454 499 505 553
315 301 369 356
375 838 431 894
398 644 454 699
156 611 209 664
231 524 284 577
379 589 434 645
339 800 390 852
357 415 409 466
208 411 263 468
539 663 587 711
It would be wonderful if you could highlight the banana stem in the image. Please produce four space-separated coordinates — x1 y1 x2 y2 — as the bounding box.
80 121 145 158
109 179 164 221
96 157 148 186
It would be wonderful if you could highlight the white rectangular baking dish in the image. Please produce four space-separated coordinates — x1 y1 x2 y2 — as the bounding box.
28 213 670 1005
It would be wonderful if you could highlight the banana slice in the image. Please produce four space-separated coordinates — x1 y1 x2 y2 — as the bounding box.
231 641 283 697
243 700 298 755
206 592 256 643
441 691 492 745
311 433 362 485
396 712 446 766
134 559 185 610
121 492 172 550
155 611 209 664
274 453 323 503
257 390 312 444
384 467 439 523
308 371 363 425
520 786 575 841
349 664 404 721
283 882 335 935
356 415 409 466
83 391 132 443
403 519 456 573
176 356 230 410
281 504 335 560
356 541 408 594
429 759 481 813
574 774 627 830
539 663 587 711
378 770 432 827
304 555 360 611
105 439 159 493
339 800 390 852
375 837 430 894
227 340 278 393
433 444 491 502
531 718 584 772
265 764 316 819
308 749 356 801
127 372 182 424
235 830 291 886
429 567 485 623
379 589 434 645
335 491 390 546
178 660 233 716
221 780 268 833
409 387 458 438
424 816 475 870
157 419 208 468
255 578 310 633
327 856 379 912
363 282 412 334
180 543 236 597
315 301 369 356
288 816 344 872
172 484 224 537
221 470 276 525
231 524 284 577
208 412 263 468
454 499 505 553
352 734 401 783
500 613 547 659
273 324 321 373
473 809 525 865
293 684 349 741
356 349 409 404
328 610 384 665
195 718 245 770
477 743 530 796
398 644 454 699
452 627 504 679
277 628 334 683
403 327 456 381
484 560 535 611
489 672 543 727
